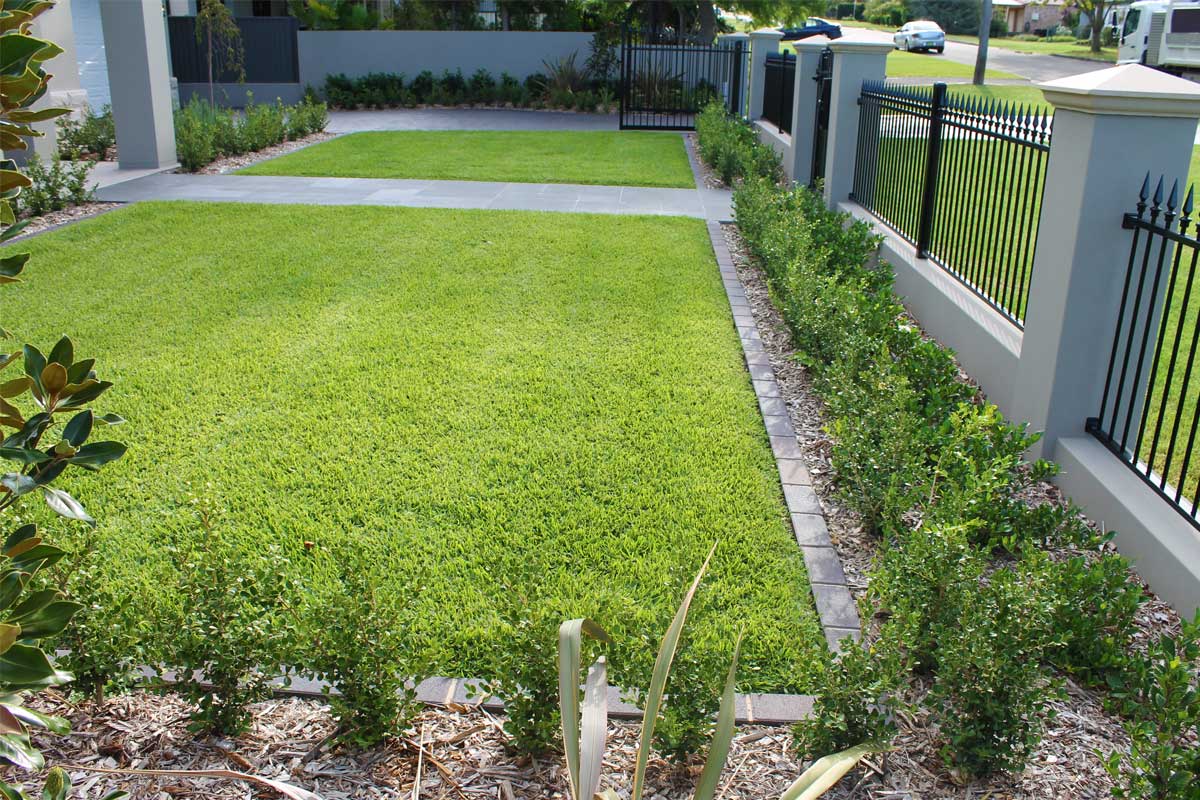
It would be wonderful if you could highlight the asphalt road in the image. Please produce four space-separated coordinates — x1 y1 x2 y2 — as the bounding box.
841 24 1109 82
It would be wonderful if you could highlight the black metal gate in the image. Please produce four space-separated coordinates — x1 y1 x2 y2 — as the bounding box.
809 48 834 186
619 24 747 130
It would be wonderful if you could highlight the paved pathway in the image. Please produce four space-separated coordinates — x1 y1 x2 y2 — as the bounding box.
328 107 619 133
96 172 725 219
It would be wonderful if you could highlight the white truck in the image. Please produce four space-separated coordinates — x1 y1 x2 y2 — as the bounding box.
1118 0 1200 75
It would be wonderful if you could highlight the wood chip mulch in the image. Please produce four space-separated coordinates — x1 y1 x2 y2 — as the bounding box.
721 220 1190 799
8 202 124 241
14 691 826 800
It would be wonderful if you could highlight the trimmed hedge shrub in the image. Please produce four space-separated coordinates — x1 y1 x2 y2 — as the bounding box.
724 171 1165 778
695 101 783 186
173 95 329 172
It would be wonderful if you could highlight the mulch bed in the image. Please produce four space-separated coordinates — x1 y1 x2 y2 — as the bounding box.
182 131 337 175
721 219 1185 798
7 202 124 241
15 691 828 800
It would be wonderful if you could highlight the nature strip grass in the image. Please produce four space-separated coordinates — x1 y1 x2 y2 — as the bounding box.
11 200 826 693
239 130 697 189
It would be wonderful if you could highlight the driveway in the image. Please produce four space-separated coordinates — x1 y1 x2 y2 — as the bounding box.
841 24 1107 82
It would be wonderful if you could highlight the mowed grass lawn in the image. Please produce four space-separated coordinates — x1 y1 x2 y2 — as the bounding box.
12 201 824 691
240 130 696 188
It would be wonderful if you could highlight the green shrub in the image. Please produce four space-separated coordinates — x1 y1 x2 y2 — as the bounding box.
696 102 781 186
15 153 95 217
930 563 1058 777
175 101 217 170
160 491 296 735
1104 612 1200 798
468 68 496 103
57 105 115 160
793 629 904 758
241 95 287 151
300 544 425 748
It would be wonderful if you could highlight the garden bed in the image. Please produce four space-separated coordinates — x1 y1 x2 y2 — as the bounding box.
238 130 695 188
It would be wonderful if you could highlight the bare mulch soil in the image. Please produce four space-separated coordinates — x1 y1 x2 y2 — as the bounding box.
9 202 123 241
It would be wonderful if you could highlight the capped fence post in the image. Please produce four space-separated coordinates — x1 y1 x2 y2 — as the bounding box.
822 39 892 209
787 40 825 185
915 82 947 258
748 28 783 121
719 32 750 118
1011 66 1200 459
1010 66 1200 615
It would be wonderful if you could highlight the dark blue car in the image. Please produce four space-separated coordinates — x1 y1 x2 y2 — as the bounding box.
779 17 843 40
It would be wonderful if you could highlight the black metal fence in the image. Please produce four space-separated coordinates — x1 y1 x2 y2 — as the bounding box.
1088 176 1200 527
168 16 300 84
762 53 795 134
851 81 1051 327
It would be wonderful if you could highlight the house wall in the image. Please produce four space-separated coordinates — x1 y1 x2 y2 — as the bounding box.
296 30 594 90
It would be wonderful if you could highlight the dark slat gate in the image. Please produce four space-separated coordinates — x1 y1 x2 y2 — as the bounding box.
167 16 299 84
809 48 833 186
619 24 747 130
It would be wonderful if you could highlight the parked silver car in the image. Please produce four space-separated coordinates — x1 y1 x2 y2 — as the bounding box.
894 20 946 53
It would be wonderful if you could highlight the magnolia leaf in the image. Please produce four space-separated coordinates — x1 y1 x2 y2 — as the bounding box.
0 170 31 194
0 33 47 76
10 599 80 639
0 705 22 736
46 335 71 368
5 106 66 123
0 729 43 770
1 472 36 496
66 440 125 469
61 409 91 446
0 623 18 655
0 352 18 371
0 642 71 688
2 701 68 735
96 413 125 426
0 252 27 279
39 362 65 395
41 486 93 525
0 377 29 398
0 447 48 465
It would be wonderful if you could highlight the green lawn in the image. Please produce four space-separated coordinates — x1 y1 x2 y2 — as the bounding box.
240 130 696 188
887 50 1022 80
12 201 825 692
946 83 1051 112
948 33 1117 62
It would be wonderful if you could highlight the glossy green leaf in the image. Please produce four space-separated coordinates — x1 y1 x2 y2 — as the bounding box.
45 336 71 368
0 171 30 195
0 377 31 398
0 642 70 688
0 729 43 770
5 107 65 123
61 409 91 446
96 413 125 426
66 441 125 469
0 253 27 279
20 346 43 395
1 701 67 735
0 473 36 497
0 34 45 77
0 448 46 466
0 624 18 655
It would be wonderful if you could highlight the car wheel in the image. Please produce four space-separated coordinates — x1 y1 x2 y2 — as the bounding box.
902 38 909 51
936 46 944 53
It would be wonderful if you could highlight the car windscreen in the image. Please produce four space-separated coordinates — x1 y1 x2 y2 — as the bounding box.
910 21 940 30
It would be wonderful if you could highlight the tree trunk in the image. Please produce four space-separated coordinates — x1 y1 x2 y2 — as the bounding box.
699 2 716 44
974 0 993 86
207 24 214 106
1091 2 1105 52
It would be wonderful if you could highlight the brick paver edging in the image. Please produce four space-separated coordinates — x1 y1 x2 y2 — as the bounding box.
681 133 863 651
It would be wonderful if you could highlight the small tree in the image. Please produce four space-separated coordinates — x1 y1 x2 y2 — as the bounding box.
1075 0 1112 53
195 0 245 106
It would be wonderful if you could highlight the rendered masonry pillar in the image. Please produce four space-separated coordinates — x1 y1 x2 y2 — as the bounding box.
1010 66 1200 459
748 28 783 120
822 39 890 209
21 0 89 162
788 40 825 186
100 0 177 169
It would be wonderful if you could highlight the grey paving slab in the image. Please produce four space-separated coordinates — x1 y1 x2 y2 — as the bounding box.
791 513 832 547
96 173 708 218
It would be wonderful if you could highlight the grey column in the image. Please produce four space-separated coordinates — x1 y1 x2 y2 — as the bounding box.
821 40 890 209
100 0 177 169
787 41 824 187
747 29 782 121
1010 65 1200 459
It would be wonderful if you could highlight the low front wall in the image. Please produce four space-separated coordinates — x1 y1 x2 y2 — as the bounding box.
754 120 793 181
297 30 594 91
178 82 305 108
838 200 1200 617
840 201 1022 409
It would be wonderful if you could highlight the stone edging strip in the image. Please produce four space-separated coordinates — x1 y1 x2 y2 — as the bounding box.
681 132 862 650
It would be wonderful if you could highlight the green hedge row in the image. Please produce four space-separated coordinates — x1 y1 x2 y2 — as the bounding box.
697 105 1198 789
174 95 330 172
